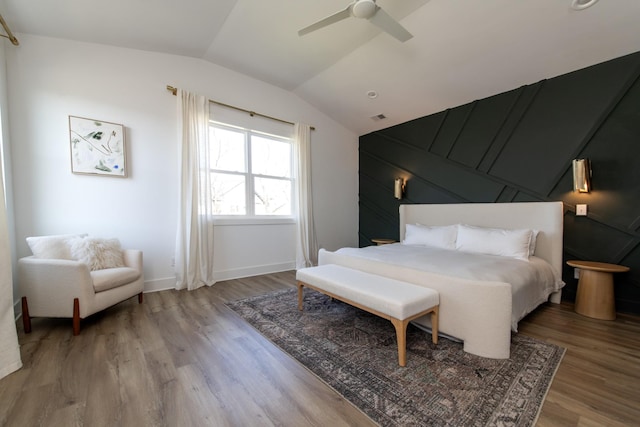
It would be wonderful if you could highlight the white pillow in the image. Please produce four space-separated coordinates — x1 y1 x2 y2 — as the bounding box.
26 234 86 259
403 224 457 250
68 237 125 271
455 224 533 261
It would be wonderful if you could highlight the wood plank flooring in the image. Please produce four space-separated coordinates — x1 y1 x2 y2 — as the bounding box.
1 270 639 426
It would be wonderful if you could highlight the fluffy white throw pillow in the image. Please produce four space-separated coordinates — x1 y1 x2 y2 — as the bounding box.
69 237 125 271
26 234 86 259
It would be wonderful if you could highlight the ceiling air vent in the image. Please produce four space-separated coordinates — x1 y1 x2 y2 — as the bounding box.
370 114 386 121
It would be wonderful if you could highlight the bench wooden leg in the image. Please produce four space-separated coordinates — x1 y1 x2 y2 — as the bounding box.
392 305 439 367
138 292 144 304
390 317 409 367
431 306 439 344
73 298 81 336
297 282 304 311
22 297 32 334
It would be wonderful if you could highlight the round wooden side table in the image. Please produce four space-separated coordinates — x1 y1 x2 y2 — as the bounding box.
566 260 630 320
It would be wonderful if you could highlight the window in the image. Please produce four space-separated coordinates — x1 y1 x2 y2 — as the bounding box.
209 122 293 217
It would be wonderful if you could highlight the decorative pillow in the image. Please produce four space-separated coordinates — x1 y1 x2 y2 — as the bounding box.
26 234 86 259
529 229 540 256
68 237 125 271
455 224 533 261
403 224 457 250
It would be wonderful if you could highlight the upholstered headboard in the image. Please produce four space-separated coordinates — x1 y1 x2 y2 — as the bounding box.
399 202 564 276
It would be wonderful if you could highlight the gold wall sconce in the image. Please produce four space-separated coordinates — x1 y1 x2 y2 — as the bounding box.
572 158 591 193
394 178 405 199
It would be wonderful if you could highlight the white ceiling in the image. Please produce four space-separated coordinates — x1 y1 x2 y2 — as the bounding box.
2 0 640 135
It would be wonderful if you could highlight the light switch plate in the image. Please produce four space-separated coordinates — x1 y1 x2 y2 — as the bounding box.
576 204 587 216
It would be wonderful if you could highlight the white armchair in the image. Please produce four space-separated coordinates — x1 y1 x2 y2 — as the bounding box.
18 235 144 335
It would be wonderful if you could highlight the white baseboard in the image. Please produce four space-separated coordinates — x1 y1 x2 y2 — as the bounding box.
213 261 295 282
143 277 176 293
143 262 294 293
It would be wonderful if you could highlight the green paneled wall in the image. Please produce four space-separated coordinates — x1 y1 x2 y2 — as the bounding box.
359 51 640 315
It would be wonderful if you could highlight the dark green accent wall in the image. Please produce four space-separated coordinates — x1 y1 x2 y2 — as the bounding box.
359 51 640 315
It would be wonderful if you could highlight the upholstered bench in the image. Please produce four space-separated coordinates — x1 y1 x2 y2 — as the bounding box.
296 264 439 367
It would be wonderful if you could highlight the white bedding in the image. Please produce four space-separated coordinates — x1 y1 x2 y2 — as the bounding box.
320 202 564 359
333 244 564 331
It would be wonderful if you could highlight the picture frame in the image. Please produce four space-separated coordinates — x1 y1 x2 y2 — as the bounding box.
69 116 127 177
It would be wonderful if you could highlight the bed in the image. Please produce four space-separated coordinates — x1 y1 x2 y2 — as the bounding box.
318 202 565 359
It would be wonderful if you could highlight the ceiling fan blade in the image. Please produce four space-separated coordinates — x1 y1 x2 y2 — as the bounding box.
298 5 353 36
368 7 413 42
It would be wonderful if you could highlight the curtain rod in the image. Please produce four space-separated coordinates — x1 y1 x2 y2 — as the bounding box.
166 85 315 131
0 13 19 46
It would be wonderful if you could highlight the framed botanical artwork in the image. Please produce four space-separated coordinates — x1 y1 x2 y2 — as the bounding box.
69 116 127 177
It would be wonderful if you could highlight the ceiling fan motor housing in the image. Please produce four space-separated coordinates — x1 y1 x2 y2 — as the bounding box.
352 0 377 19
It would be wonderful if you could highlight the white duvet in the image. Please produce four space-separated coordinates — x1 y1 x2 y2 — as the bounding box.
333 243 564 331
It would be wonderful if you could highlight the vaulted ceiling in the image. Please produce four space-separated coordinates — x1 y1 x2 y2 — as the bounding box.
2 0 640 135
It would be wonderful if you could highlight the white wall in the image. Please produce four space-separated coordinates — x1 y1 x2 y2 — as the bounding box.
6 34 358 292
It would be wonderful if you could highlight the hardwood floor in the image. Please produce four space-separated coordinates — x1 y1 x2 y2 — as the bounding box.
518 300 640 426
1 271 639 426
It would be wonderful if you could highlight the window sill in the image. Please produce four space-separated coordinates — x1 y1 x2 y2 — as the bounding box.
212 216 295 226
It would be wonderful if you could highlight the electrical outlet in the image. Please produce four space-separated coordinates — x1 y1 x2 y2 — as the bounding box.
574 268 580 279
576 204 587 216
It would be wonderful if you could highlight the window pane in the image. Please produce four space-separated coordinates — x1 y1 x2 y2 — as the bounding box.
211 172 246 215
210 127 245 172
251 135 291 178
254 177 291 215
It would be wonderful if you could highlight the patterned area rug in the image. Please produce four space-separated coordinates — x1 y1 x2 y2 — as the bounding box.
226 288 565 427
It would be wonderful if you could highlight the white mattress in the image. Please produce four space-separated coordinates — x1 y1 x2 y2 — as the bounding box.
333 243 564 331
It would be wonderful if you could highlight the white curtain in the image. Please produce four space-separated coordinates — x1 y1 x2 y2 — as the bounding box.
175 90 216 290
0 39 22 379
0 166 22 379
294 123 318 269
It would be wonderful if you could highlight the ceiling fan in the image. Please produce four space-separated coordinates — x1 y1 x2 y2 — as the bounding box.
298 0 413 42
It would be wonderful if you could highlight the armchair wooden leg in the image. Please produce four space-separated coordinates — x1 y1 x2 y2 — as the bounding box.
22 297 32 334
138 292 143 304
73 298 80 336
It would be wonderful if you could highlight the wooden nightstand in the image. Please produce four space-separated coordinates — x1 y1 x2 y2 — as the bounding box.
371 238 396 246
566 260 630 320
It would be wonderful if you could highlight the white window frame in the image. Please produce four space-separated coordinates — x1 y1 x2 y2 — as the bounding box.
209 120 295 225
